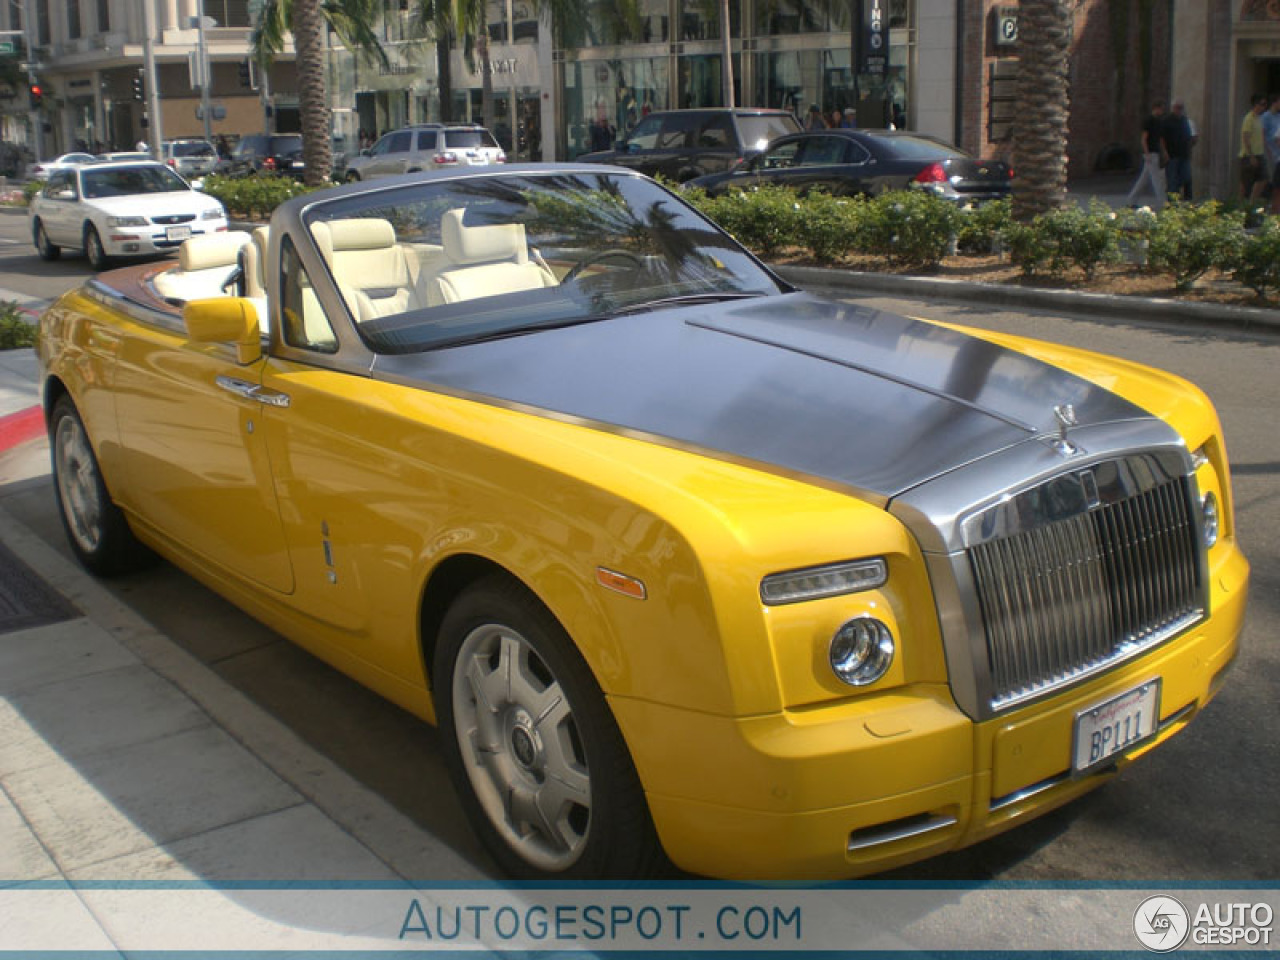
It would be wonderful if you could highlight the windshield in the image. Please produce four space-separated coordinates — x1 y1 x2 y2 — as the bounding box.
270 136 303 155
444 129 499 149
171 141 215 157
876 135 968 160
304 171 783 355
737 115 802 152
81 165 189 198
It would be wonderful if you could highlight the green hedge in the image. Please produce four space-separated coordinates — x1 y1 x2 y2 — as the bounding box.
199 174 324 220
682 185 1270 297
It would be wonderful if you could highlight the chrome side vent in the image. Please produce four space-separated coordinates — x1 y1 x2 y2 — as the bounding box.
970 476 1203 710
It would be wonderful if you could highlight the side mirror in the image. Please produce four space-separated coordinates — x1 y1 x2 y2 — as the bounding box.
740 150 763 171
184 297 262 365
191 177 205 191
361 148 372 157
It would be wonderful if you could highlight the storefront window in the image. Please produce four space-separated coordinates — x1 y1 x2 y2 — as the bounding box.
562 57 669 158
681 0 740 41
561 0 668 46
678 54 741 108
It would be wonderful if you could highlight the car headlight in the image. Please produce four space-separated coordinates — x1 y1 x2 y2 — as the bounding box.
108 216 147 227
829 616 895 686
759 558 887 605
202 207 225 220
1201 491 1219 548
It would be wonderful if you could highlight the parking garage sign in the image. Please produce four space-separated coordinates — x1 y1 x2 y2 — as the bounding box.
860 0 886 74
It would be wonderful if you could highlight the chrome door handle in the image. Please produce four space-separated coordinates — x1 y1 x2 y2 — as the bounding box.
215 375 291 408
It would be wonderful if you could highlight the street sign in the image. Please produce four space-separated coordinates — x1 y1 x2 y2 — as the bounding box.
0 42 15 55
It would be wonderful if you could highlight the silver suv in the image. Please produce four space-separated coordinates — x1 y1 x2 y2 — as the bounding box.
163 139 219 179
345 124 505 180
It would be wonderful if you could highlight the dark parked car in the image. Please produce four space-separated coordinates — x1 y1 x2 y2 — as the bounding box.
686 129 1013 202
219 133 306 179
578 108 801 182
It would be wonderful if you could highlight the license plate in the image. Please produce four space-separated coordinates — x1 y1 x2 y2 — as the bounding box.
165 225 191 242
1073 679 1161 773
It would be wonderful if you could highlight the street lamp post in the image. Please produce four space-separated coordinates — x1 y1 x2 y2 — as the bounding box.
195 0 213 145
142 0 165 155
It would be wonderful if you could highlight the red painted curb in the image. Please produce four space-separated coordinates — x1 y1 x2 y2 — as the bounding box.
0 405 44 453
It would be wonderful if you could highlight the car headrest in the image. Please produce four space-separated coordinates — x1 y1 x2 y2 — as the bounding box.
178 231 251 272
441 208 526 266
328 217 397 252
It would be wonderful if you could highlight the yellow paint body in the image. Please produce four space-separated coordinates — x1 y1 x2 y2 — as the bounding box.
37 292 1248 881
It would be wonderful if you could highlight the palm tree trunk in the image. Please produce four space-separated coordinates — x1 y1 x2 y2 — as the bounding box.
1010 0 1072 221
293 0 333 187
479 30 494 131
437 34 454 121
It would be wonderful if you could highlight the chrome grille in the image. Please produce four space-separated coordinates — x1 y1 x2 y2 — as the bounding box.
970 476 1202 709
151 214 196 225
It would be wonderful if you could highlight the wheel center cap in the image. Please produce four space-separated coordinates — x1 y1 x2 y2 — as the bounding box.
511 726 537 768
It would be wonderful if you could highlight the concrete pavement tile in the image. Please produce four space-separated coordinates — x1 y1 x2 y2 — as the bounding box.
70 803 400 882
0 617 139 697
0 347 38 418
0 663 208 777
5 724 304 872
0 435 50 486
0 787 59 885
0 883 121 954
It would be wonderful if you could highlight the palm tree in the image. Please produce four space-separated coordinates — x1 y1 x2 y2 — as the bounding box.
1010 0 1073 221
251 0 390 186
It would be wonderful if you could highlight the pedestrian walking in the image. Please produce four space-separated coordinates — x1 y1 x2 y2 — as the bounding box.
1262 93 1280 179
1240 93 1268 202
805 104 827 130
1125 101 1168 208
1162 101 1197 199
841 107 857 129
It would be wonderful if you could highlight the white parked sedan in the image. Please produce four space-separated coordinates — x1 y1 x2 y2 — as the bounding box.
27 152 96 180
29 161 228 270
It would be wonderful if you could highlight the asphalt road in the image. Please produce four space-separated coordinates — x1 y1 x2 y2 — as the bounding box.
2 211 1276 881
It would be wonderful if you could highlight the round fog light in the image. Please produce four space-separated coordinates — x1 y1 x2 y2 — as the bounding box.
829 617 894 687
1201 491 1219 548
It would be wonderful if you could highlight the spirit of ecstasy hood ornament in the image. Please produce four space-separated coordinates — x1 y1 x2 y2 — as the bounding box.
1052 403 1080 456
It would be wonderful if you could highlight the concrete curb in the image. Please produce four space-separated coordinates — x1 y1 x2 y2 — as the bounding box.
0 406 42 450
0 497 489 882
776 265 1280 335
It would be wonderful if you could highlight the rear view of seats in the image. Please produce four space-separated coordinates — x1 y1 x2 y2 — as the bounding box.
424 208 557 306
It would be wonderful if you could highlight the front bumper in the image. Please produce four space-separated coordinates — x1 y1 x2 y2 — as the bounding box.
613 546 1247 882
102 220 228 256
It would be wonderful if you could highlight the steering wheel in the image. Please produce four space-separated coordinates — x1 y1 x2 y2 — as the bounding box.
563 248 645 283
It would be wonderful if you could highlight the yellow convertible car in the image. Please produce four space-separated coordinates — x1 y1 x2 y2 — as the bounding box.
36 167 1248 881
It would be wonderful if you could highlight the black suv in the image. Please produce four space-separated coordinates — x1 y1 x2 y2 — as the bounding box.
219 134 306 179
578 108 802 182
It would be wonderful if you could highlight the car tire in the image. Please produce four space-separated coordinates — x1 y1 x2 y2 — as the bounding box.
345 171 361 183
33 219 61 261
434 575 666 879
50 396 155 577
83 224 110 271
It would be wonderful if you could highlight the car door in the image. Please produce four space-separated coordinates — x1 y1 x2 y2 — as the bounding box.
788 136 872 195
367 131 413 178
39 171 80 246
409 130 438 171
110 306 294 594
612 114 663 173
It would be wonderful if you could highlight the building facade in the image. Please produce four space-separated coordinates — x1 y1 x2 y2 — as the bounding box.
4 0 1265 204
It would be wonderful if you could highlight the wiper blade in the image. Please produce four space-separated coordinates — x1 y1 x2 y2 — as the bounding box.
610 291 767 317
423 315 607 351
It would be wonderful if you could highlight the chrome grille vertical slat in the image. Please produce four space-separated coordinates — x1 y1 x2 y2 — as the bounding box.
970 475 1203 710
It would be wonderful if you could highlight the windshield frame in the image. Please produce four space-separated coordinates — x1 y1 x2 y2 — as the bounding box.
296 167 791 357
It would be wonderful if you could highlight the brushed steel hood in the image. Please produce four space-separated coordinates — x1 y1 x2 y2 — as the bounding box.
372 293 1156 502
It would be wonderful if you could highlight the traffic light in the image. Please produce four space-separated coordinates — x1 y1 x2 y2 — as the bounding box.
28 83 42 110
132 70 144 102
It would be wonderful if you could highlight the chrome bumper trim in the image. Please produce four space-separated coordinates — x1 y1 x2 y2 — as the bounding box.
847 813 958 852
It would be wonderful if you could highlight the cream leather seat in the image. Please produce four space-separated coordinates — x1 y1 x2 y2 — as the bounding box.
240 226 270 298
153 232 250 302
425 208 557 306
313 217 413 323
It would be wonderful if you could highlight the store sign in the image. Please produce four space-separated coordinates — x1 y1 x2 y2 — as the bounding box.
995 7 1018 46
860 0 886 75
